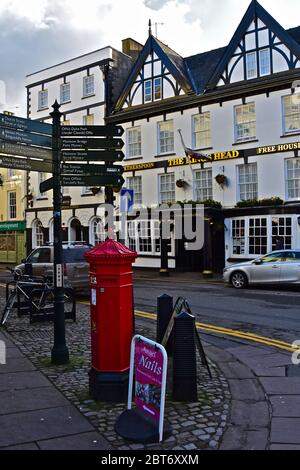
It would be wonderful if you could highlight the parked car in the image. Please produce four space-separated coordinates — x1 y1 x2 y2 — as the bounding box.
223 250 300 289
15 242 93 291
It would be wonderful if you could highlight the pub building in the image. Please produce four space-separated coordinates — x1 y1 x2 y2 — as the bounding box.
104 0 300 272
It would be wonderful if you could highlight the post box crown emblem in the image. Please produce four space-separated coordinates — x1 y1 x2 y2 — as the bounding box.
85 238 137 261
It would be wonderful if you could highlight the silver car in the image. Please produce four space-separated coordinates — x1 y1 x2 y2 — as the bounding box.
223 250 300 289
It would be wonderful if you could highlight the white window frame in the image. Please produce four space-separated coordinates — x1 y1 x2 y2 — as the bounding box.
234 103 256 143
83 75 95 97
90 217 105 245
157 120 174 155
282 94 300 135
246 52 257 79
237 163 258 201
192 113 211 149
32 220 44 249
8 191 17 219
158 172 175 204
38 90 48 110
60 82 70 103
193 169 213 201
126 219 175 256
126 175 142 206
38 172 48 198
285 157 300 200
259 49 270 76
126 127 142 159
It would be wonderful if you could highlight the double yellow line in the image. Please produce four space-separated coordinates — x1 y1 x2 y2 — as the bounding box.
135 310 297 353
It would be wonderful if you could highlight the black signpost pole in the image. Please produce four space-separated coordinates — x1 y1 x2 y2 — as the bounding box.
50 101 69 365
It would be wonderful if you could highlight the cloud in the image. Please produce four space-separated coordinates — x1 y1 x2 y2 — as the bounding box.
143 0 170 9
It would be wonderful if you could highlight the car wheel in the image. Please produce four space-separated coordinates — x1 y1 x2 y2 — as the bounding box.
230 271 248 289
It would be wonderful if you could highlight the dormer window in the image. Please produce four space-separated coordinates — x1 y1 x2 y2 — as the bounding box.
144 80 152 102
246 52 257 79
154 78 162 100
259 49 271 76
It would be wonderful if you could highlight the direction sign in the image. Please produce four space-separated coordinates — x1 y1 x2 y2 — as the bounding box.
61 125 124 137
61 138 124 150
120 188 134 214
61 150 125 162
61 163 124 176
0 155 52 173
61 174 125 187
0 113 52 135
0 140 52 160
0 128 52 148
40 177 54 193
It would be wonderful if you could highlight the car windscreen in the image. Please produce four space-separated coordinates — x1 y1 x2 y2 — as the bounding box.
63 247 91 263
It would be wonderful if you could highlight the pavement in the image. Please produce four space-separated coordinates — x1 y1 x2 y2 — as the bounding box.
0 312 299 450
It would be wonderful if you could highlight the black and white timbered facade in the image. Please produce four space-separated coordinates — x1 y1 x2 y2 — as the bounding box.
105 0 300 272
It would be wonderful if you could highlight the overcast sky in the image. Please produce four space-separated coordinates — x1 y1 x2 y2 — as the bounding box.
0 0 300 116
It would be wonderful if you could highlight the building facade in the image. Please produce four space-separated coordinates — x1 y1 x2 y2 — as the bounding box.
105 0 300 271
25 43 134 253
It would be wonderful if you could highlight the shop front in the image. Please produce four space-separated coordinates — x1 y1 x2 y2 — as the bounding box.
0 220 26 265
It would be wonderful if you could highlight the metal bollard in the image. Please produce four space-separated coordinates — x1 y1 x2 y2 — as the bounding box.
156 294 173 355
173 311 197 402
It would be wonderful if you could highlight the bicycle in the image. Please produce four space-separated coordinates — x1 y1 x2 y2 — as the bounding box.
1 269 76 325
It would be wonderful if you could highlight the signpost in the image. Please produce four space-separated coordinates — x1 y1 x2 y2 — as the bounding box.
61 124 124 137
61 174 125 187
61 150 125 162
61 137 124 150
0 155 51 173
40 177 54 193
0 140 52 160
0 128 52 148
0 112 52 135
61 163 124 176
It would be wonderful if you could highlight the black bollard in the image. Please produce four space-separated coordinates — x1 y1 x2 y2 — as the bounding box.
156 294 173 355
173 311 197 402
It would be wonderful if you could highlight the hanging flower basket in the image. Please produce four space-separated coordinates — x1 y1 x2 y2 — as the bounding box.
113 187 121 193
215 174 227 187
176 179 185 188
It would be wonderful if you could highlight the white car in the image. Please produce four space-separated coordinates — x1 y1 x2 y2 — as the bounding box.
223 250 300 289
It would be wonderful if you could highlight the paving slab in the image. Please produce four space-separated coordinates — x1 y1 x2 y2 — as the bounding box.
251 366 286 377
270 444 300 450
220 425 268 450
0 371 50 392
260 377 300 395
0 332 17 348
270 396 300 417
203 345 237 363
238 354 292 369
228 379 266 402
37 431 112 450
226 346 274 358
4 348 24 360
0 357 35 374
271 418 300 444
216 361 255 379
229 400 269 427
0 386 69 415
2 443 39 450
0 406 93 448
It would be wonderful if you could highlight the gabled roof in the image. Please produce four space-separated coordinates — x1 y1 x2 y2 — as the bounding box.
185 47 226 95
114 33 193 111
206 0 300 90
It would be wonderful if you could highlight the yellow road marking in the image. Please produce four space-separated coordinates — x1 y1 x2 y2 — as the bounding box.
135 309 296 353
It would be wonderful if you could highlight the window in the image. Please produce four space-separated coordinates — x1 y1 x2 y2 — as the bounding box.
38 172 48 197
31 221 44 249
259 49 270 76
126 219 173 255
158 120 174 154
238 163 258 201
249 218 267 255
194 169 213 201
144 80 152 102
235 103 256 142
283 95 300 134
193 113 211 149
271 217 292 250
138 221 152 253
81 187 93 195
91 218 105 245
83 75 94 97
8 191 16 219
62 119 70 126
286 158 300 199
83 114 94 125
127 127 141 158
126 176 142 205
246 52 257 79
154 77 162 100
60 82 70 103
38 90 48 110
159 173 175 204
8 169 16 179
232 219 245 255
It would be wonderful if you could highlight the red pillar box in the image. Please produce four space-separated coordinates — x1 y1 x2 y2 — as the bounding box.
85 239 137 402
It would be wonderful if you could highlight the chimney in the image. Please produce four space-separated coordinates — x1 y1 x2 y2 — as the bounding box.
122 38 143 62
